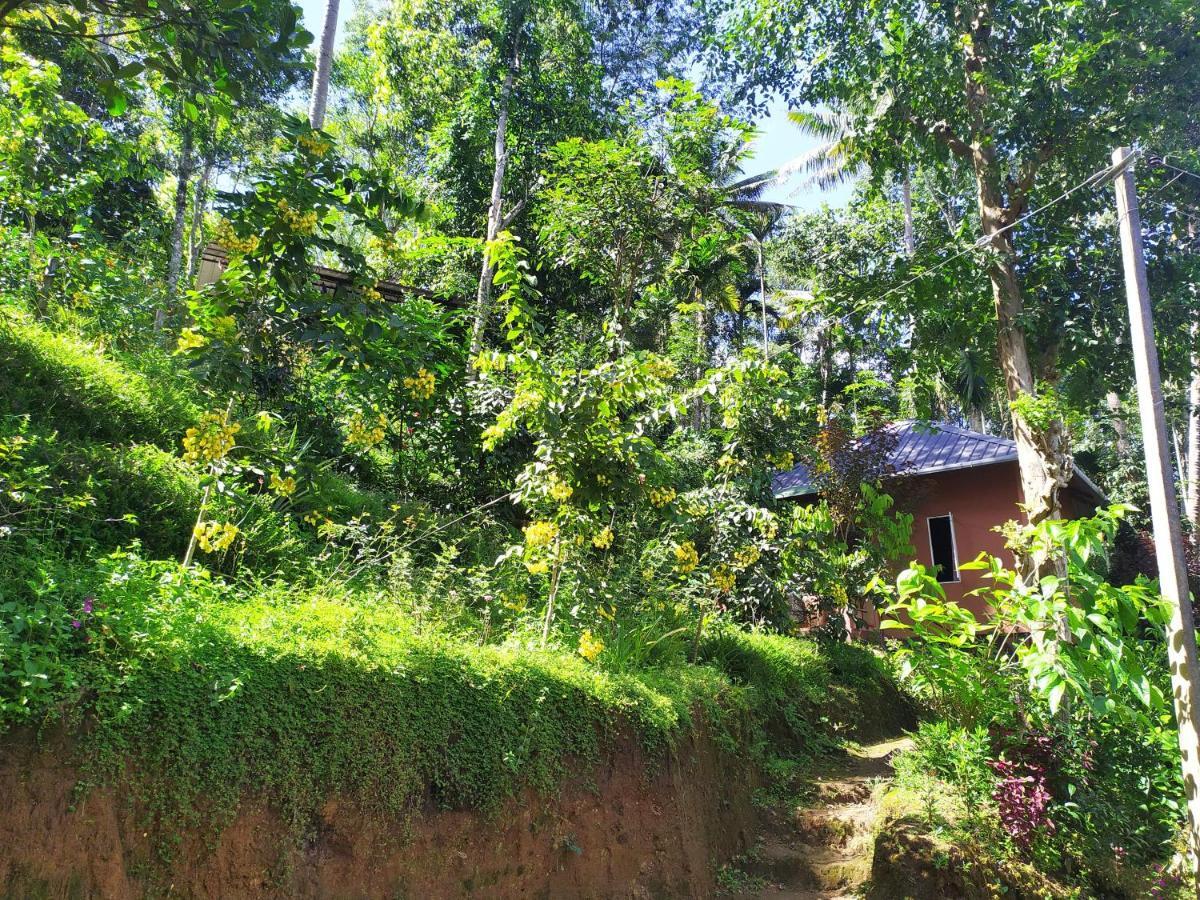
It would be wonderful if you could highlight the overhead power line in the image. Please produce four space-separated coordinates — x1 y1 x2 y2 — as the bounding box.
766 150 1144 360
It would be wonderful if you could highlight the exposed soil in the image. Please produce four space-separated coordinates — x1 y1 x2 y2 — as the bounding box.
733 737 912 900
0 727 757 899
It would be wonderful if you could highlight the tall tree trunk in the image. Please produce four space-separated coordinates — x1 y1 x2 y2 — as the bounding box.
308 0 339 129
974 174 1070 525
967 407 985 434
1107 391 1130 457
186 153 215 284
961 5 1069 528
467 56 517 375
902 171 915 257
160 123 194 332
757 238 769 354
691 292 709 429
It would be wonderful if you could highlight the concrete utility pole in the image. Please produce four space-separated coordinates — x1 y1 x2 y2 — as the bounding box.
1112 146 1200 886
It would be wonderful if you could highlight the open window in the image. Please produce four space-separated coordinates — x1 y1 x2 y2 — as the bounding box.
927 514 959 583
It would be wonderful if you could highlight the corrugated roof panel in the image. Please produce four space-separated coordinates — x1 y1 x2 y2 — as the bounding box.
771 420 1020 499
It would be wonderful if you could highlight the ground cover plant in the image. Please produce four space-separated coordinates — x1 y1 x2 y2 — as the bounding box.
879 509 1191 895
1 0 1199 894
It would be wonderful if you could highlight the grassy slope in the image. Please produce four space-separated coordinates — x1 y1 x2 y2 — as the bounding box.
0 303 909 857
0 309 381 568
63 554 901 843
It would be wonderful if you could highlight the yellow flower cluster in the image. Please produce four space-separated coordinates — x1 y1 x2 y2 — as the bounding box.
347 411 387 450
548 477 573 502
269 472 297 497
524 520 558 549
175 327 207 354
255 411 273 432
211 315 238 341
213 219 260 255
717 453 740 471
276 198 319 235
526 559 550 575
684 499 709 517
649 486 676 508
182 412 240 465
711 565 736 594
403 367 436 401
592 527 614 550
647 358 677 380
771 451 796 470
673 541 699 573
578 629 604 663
297 132 333 157
757 516 779 540
733 545 761 570
194 521 239 553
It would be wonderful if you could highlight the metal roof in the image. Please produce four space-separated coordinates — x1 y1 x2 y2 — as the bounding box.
771 420 1106 502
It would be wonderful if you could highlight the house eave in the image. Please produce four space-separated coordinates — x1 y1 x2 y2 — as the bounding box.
772 453 1020 501
773 452 1110 506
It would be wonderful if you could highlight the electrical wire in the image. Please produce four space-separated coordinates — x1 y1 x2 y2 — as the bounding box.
380 151 1178 549
1160 160 1200 186
765 151 1143 361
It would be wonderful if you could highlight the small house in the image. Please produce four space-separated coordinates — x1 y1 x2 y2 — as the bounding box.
772 420 1107 621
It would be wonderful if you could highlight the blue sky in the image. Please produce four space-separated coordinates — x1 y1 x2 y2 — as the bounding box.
295 0 855 211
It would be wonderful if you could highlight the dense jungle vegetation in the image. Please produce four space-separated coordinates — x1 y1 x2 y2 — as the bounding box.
1 0 1200 895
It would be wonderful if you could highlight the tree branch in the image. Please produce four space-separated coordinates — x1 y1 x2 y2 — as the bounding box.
1004 141 1058 220
906 113 972 159
499 196 526 230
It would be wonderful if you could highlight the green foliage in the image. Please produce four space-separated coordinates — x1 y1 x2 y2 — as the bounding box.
885 506 1170 726
882 507 1187 880
893 721 994 827
0 548 898 856
2 0 312 115
0 310 198 447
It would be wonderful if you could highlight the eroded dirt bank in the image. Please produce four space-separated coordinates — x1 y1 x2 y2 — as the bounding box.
0 727 756 899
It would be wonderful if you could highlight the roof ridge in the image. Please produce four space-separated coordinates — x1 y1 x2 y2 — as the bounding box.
896 419 1014 449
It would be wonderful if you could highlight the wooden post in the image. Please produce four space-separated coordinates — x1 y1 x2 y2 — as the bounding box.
1113 146 1200 884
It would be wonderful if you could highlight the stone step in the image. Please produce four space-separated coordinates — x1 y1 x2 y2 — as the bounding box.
810 779 873 806
746 841 871 892
792 803 873 847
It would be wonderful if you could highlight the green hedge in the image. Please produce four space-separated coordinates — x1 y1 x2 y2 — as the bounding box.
0 311 198 446
0 553 901 852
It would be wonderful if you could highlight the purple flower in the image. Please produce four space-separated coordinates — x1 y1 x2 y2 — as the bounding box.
71 619 82 629
82 595 94 614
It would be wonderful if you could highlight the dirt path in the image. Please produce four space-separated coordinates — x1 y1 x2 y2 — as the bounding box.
733 737 911 900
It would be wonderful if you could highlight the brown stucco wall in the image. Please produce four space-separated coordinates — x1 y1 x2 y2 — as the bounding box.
903 461 1024 619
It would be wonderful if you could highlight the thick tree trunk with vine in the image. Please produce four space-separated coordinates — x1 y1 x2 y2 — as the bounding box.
467 55 518 378
159 123 194 332
959 4 1069 528
974 181 1071 525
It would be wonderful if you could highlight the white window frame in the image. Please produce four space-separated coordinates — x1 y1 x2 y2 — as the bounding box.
926 513 961 584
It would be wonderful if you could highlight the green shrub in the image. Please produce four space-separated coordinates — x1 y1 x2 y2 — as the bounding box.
0 310 198 446
699 627 911 749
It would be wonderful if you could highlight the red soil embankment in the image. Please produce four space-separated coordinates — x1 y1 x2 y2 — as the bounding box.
0 727 756 899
